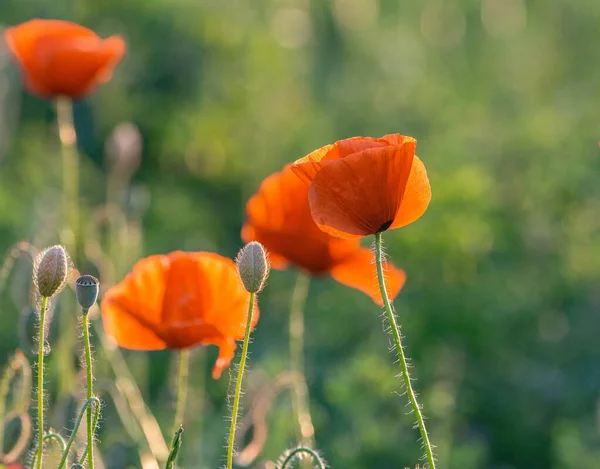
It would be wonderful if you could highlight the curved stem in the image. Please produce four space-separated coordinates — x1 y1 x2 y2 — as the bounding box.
227 292 256 469
35 296 48 469
82 313 95 469
172 349 190 436
0 353 18 453
289 272 314 447
278 447 326 469
57 397 100 469
374 233 436 469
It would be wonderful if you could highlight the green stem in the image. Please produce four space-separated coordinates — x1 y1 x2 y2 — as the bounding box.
227 292 256 469
278 447 326 469
82 313 95 469
374 232 436 469
31 433 66 469
56 96 79 262
288 273 314 447
57 397 100 469
172 349 190 436
35 296 48 469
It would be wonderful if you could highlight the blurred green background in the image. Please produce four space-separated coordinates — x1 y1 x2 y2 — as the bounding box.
1 0 600 468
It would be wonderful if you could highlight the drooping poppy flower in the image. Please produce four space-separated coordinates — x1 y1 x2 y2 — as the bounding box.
242 164 405 305
3 19 126 99
100 251 258 379
291 134 431 239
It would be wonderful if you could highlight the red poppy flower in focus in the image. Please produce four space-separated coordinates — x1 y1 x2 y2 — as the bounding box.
100 251 258 379
242 164 405 305
3 19 126 99
291 134 431 239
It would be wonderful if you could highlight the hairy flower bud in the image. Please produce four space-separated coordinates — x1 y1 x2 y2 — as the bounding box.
235 242 269 293
34 245 69 298
76 275 100 313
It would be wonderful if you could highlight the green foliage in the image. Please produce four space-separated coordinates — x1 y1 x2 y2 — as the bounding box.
1 1 600 468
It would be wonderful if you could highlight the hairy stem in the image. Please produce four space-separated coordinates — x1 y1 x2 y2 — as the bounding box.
278 446 326 469
35 296 48 469
82 313 95 469
374 232 436 469
227 292 256 469
289 272 314 447
172 349 190 436
57 397 100 469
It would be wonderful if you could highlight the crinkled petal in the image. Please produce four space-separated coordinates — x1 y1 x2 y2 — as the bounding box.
308 143 415 238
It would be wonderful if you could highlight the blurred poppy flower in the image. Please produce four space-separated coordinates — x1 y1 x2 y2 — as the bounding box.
291 134 431 239
3 19 126 99
242 164 405 305
100 251 258 379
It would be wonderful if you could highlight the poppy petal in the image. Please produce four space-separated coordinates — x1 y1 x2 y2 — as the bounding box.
100 255 170 349
210 337 237 379
243 164 360 273
390 156 431 229
330 248 406 306
290 143 335 184
308 143 415 238
100 284 167 350
37 35 126 98
162 252 258 343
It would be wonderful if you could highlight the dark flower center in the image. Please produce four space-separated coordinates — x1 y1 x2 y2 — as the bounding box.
376 219 393 233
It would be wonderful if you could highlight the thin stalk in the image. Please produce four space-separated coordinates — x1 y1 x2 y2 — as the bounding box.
172 349 190 436
35 296 48 469
56 97 79 260
82 313 95 469
374 232 436 469
288 272 314 446
227 292 255 469
57 397 100 469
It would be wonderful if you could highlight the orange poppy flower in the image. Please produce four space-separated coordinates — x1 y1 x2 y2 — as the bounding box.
100 251 258 379
3 19 126 99
291 134 431 239
242 164 405 305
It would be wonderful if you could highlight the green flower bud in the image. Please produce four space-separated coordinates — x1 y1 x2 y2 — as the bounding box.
34 245 69 298
235 242 270 293
75 275 100 314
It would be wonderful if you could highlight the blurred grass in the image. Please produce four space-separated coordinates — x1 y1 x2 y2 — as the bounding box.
1 1 600 468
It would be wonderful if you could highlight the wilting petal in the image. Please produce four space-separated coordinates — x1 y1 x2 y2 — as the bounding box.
390 156 432 229
330 248 406 306
308 143 416 238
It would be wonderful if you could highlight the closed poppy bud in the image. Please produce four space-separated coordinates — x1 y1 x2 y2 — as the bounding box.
34 245 69 298
236 242 270 293
76 275 100 313
70 465 85 469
